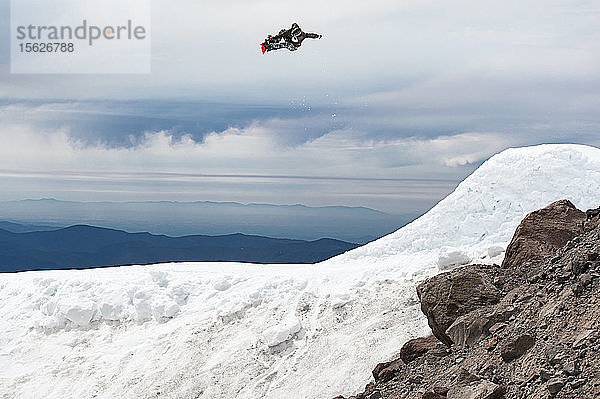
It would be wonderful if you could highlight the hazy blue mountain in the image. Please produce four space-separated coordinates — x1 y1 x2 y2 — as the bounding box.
0 225 359 272
0 221 62 233
0 199 417 243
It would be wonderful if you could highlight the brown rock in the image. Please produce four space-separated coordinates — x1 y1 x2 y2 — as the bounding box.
547 378 565 395
570 379 587 389
488 322 507 335
446 315 490 348
562 360 581 376
457 368 480 383
540 369 554 382
500 334 535 362
372 358 405 383
446 304 518 348
573 329 593 348
578 273 592 287
417 265 501 346
399 335 440 364
502 200 585 269
447 380 504 399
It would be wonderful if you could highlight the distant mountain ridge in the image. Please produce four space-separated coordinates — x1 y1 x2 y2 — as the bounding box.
8 198 387 214
0 199 415 243
0 220 61 233
0 225 359 272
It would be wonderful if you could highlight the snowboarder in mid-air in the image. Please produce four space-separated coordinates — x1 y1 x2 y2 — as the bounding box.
261 23 322 54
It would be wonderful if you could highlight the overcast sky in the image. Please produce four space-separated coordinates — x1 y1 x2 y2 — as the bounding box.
1 0 599 214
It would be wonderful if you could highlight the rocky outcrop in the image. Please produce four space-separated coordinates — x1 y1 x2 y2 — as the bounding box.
335 200 600 399
501 199 585 269
417 265 502 346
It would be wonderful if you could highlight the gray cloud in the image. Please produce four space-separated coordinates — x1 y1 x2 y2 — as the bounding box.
0 0 599 214
0 122 512 212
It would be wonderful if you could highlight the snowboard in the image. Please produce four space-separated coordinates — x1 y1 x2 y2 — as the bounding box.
261 36 297 54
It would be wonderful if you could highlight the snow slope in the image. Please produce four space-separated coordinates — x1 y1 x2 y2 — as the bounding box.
1 144 600 399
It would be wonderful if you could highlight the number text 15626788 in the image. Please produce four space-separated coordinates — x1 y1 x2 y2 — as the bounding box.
19 43 75 52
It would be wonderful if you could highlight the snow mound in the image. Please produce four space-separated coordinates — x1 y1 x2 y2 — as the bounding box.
331 144 600 269
1 144 600 399
437 247 471 270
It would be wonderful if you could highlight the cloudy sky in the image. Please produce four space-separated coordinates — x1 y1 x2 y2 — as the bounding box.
1 0 599 214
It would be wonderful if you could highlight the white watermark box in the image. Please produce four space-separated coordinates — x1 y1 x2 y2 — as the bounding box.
11 0 151 74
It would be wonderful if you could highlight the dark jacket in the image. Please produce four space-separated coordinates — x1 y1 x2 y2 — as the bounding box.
271 23 321 48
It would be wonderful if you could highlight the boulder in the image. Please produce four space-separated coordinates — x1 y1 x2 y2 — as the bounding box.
500 334 536 362
399 335 440 364
372 358 406 383
417 265 502 346
502 200 585 269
